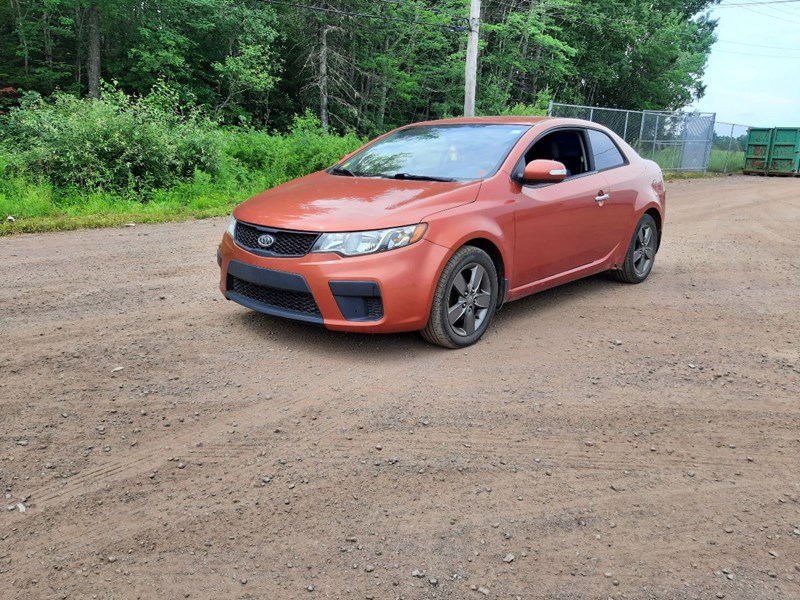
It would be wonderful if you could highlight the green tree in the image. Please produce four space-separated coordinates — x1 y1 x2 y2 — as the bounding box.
1 0 720 131
556 0 717 109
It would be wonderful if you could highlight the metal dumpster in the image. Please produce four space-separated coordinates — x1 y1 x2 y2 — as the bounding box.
743 127 800 175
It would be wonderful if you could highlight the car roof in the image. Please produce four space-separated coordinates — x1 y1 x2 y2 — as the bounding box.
410 116 554 127
404 116 617 132
394 116 634 159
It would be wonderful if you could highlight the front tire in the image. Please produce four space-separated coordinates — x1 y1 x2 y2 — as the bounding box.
421 246 499 348
613 213 659 283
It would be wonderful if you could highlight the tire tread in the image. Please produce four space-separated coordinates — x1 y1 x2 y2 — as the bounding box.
612 214 658 284
421 246 497 348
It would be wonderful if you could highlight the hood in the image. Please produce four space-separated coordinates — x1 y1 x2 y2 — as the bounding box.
234 171 481 232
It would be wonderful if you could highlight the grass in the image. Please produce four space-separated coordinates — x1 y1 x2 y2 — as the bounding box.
0 171 274 235
0 127 744 237
0 128 365 236
0 88 748 237
0 92 365 236
663 171 714 181
707 148 744 173
1 156 741 236
635 144 744 174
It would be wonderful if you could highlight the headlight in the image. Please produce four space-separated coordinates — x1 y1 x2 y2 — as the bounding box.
226 215 237 238
312 224 427 256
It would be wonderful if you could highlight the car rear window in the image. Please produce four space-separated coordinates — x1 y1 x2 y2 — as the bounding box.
587 129 625 171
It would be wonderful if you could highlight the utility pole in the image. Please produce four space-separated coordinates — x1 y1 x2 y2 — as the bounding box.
463 0 480 117
87 4 101 99
319 25 332 132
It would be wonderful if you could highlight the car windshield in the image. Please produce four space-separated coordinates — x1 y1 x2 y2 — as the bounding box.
336 124 530 181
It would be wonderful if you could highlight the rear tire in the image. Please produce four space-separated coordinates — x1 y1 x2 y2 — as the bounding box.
421 246 499 348
612 213 659 283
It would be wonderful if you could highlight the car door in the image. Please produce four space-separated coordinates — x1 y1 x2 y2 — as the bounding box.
511 128 612 286
582 128 638 260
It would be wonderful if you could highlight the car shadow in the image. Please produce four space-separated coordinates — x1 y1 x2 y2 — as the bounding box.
492 272 618 326
234 310 425 359
233 272 618 357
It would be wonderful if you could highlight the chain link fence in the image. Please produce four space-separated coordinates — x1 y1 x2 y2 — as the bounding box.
711 121 749 173
548 102 749 173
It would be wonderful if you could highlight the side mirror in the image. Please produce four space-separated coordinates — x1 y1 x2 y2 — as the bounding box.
523 159 568 184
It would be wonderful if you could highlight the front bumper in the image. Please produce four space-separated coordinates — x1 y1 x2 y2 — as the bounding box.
218 232 449 333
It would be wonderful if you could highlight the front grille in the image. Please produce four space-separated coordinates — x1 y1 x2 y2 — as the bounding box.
365 297 384 320
230 276 320 315
235 222 319 257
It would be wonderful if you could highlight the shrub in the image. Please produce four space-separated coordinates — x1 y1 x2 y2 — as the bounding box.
0 83 223 194
501 102 548 117
0 88 366 222
224 111 364 186
283 111 364 178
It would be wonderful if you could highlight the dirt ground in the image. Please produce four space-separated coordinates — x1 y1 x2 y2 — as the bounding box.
1 176 799 600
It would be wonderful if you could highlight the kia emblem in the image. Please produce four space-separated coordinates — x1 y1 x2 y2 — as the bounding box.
257 234 276 248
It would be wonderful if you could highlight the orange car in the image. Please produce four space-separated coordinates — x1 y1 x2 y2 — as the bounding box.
218 116 665 347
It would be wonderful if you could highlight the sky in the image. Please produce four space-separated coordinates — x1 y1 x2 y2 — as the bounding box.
691 0 800 127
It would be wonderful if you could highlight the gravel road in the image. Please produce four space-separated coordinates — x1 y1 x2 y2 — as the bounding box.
1 176 799 599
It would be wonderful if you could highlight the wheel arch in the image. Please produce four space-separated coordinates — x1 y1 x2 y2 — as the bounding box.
454 237 508 307
644 206 663 250
423 208 513 309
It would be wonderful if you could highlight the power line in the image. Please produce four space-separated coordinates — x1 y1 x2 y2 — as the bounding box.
262 0 468 31
715 49 800 57
717 38 800 50
710 0 800 20
734 4 800 24
719 0 800 18
752 3 800 18
714 0 800 6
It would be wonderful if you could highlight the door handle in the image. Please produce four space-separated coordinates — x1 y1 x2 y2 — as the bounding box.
595 192 610 202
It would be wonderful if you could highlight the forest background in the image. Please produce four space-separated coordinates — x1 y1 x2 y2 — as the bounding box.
0 0 718 232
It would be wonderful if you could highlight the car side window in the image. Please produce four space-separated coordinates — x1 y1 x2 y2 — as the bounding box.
522 130 589 178
587 129 625 171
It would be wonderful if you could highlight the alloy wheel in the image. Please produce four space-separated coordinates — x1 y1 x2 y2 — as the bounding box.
446 263 492 337
632 222 656 278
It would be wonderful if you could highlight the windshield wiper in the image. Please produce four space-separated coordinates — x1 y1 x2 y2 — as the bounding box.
330 167 356 177
392 173 457 182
